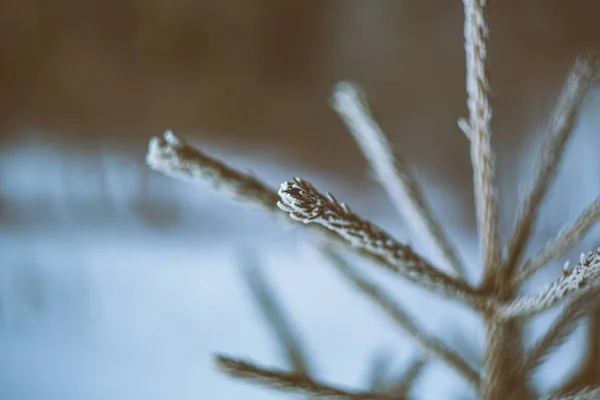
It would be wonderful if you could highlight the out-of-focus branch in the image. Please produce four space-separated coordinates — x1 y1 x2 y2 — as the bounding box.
320 247 481 387
147 131 279 213
147 132 479 303
522 288 600 378
239 251 313 376
505 57 600 280
215 355 394 399
517 198 600 284
331 82 467 281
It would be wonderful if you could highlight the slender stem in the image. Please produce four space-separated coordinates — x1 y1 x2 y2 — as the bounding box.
505 57 600 280
216 356 395 399
517 198 600 284
322 247 481 387
147 132 477 301
332 82 467 280
462 0 501 285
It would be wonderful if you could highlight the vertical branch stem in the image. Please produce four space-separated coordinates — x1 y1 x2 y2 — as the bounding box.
462 0 501 283
462 2 515 399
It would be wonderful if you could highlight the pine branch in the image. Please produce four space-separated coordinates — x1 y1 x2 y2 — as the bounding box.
147 131 450 290
144 0 600 395
215 355 393 399
501 248 600 319
517 198 600 283
506 56 600 279
147 131 279 213
462 2 507 398
239 251 313 376
278 178 481 303
555 304 600 396
522 288 600 378
148 134 479 303
331 81 466 280
321 247 481 387
462 0 501 284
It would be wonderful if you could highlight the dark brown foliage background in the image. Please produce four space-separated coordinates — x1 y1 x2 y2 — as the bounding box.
2 0 600 177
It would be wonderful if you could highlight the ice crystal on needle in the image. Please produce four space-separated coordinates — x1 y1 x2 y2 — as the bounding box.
277 178 478 303
502 249 600 319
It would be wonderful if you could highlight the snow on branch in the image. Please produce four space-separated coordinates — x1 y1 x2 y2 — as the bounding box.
501 248 600 319
331 81 466 280
278 177 480 303
146 131 478 299
146 130 279 213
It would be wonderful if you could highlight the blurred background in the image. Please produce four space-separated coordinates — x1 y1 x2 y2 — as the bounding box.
2 1 600 399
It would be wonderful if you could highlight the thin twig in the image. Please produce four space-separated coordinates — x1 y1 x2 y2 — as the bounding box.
331 82 467 280
462 2 504 398
320 247 481 387
522 287 600 377
553 301 600 395
239 251 313 375
278 178 480 303
147 132 470 300
462 0 501 284
501 248 600 319
517 198 600 283
216 355 393 399
505 56 600 280
147 131 279 213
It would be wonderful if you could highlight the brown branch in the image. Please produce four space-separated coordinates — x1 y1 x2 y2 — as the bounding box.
505 56 600 280
147 132 475 302
147 131 279 213
320 247 481 387
331 82 467 280
522 288 600 378
239 251 313 376
216 355 394 399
